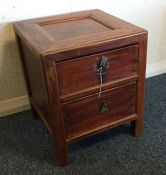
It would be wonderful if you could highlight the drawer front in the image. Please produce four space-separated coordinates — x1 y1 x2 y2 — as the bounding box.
63 82 136 138
57 45 138 96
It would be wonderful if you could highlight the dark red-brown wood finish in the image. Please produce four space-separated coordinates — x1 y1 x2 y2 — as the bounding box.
63 83 137 140
57 45 138 95
14 9 148 166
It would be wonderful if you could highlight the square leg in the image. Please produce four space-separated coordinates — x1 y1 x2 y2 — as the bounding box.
131 117 144 137
54 141 69 166
31 105 39 120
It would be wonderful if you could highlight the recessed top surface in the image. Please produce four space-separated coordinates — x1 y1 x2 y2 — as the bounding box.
40 17 111 41
14 9 147 55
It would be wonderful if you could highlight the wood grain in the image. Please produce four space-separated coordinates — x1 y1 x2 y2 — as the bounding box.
57 45 138 95
131 37 147 136
63 83 136 140
43 58 69 166
13 9 147 56
14 9 148 166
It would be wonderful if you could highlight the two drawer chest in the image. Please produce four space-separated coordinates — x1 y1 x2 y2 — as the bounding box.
14 9 148 166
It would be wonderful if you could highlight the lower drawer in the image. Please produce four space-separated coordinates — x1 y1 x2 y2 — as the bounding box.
62 82 137 139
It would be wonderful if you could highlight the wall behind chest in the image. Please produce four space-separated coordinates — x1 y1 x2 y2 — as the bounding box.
0 0 166 116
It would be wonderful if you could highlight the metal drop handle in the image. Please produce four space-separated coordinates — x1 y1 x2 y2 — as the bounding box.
97 56 108 73
97 56 108 97
100 101 109 113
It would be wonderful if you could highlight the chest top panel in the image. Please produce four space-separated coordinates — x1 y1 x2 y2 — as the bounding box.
14 9 147 56
40 17 111 41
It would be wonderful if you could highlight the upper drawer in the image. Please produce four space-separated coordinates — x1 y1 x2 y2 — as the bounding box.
57 45 138 96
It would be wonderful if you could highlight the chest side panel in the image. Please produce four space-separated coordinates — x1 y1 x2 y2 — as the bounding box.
19 39 50 126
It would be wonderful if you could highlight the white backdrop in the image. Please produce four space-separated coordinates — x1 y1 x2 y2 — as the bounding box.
0 0 166 116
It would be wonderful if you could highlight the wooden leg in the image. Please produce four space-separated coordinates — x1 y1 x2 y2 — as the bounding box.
54 140 69 166
131 117 143 137
43 59 69 166
57 144 69 167
31 104 39 120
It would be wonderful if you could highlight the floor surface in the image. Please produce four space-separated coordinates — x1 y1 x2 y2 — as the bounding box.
0 74 166 175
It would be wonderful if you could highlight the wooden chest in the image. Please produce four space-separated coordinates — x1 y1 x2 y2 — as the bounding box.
14 9 148 166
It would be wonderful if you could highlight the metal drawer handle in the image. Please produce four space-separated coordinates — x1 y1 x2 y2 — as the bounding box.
97 56 108 97
100 101 109 113
97 56 108 74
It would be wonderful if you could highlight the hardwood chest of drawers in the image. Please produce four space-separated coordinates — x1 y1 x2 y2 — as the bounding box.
14 9 148 166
